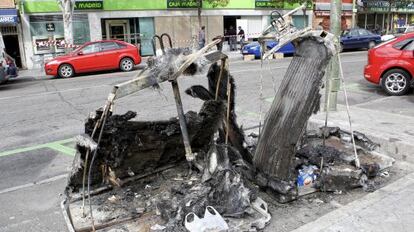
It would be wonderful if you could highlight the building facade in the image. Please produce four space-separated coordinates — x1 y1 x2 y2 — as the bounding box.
313 0 353 31
20 0 313 69
0 0 25 68
357 0 414 34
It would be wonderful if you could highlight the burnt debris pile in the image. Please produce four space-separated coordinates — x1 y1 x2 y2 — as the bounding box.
65 37 393 231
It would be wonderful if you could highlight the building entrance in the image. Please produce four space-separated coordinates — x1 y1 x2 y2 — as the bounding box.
1 26 22 68
105 20 131 42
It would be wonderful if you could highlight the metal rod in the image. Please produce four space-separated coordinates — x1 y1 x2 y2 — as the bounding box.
337 54 360 168
81 110 105 217
215 58 226 100
171 80 194 162
323 61 332 146
225 71 231 145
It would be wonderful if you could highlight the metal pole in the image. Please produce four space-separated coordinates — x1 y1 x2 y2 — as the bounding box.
325 0 342 111
351 0 357 28
171 80 194 163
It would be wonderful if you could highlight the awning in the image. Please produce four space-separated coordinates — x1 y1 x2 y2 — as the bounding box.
0 9 18 25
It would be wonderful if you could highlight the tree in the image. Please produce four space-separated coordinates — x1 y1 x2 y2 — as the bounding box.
196 0 230 28
57 0 75 52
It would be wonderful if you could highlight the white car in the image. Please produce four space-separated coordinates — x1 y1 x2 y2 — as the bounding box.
381 34 395 42
381 25 414 42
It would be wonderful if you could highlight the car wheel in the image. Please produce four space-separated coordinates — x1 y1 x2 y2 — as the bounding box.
339 43 344 53
58 64 74 78
381 69 411 96
368 41 376 49
120 58 134 72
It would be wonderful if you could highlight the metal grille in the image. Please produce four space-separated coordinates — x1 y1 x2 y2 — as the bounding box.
0 26 17 35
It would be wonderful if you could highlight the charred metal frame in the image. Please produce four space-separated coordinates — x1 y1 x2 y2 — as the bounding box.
75 33 228 230
63 5 353 231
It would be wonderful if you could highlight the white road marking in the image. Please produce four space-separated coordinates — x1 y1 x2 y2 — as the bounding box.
0 84 109 101
0 174 67 195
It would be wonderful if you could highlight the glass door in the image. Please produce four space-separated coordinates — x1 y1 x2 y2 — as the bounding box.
138 17 155 56
105 20 130 42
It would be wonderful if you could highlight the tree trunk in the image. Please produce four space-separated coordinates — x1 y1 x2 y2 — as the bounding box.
197 0 202 28
58 0 74 53
253 37 332 182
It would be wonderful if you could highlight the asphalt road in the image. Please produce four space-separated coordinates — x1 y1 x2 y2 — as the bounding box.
0 51 412 231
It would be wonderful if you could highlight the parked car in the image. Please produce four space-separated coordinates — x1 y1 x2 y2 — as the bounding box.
364 32 414 95
242 41 295 58
0 66 8 85
45 40 141 78
381 34 396 42
341 28 382 51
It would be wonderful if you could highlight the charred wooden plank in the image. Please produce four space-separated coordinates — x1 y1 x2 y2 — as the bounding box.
67 100 224 191
186 63 253 164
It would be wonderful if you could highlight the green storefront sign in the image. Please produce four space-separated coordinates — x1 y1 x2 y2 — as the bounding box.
167 0 199 9
255 0 283 8
22 0 302 13
75 1 103 10
364 0 414 13
255 0 309 9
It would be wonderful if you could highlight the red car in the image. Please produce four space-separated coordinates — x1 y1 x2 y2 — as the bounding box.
45 40 141 78
364 32 414 95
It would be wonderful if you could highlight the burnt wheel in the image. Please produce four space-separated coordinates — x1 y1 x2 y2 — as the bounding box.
58 64 74 78
120 58 134 72
381 69 411 96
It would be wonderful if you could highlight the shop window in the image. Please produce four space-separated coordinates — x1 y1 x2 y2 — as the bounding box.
30 14 90 55
366 14 375 31
357 14 365 29
292 15 308 29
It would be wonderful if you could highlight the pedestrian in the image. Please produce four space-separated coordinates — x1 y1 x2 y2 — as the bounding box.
198 26 206 49
228 25 237 51
238 26 245 50
224 28 229 44
5 57 17 77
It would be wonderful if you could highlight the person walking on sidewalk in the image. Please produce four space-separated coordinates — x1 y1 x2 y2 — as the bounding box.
228 26 237 51
198 26 206 49
238 26 245 50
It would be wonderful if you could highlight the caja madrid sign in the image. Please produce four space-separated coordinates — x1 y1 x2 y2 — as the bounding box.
75 0 103 10
167 0 199 9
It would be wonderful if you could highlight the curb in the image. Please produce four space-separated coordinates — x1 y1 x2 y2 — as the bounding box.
292 171 414 232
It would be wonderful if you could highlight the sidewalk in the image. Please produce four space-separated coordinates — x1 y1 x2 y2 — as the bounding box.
294 103 414 232
293 171 414 232
308 103 414 163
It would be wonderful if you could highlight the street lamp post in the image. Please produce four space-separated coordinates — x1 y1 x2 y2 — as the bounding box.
325 0 342 111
